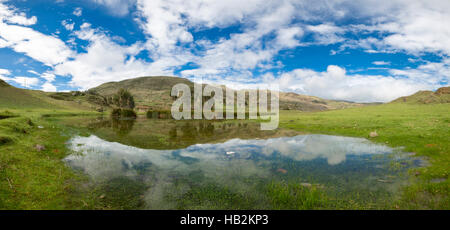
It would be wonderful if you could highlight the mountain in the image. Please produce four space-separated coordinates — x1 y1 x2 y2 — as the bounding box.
89 76 193 110
89 76 364 111
391 86 450 104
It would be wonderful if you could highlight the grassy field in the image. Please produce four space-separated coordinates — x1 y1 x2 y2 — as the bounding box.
0 100 448 209
280 103 449 209
0 109 103 209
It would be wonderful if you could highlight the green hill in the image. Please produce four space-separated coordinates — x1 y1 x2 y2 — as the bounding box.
0 79 56 109
90 76 364 111
0 79 96 111
391 86 450 104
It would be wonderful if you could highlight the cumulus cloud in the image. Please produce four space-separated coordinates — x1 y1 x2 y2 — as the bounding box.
54 23 162 89
337 0 450 56
276 65 431 103
1 0 449 102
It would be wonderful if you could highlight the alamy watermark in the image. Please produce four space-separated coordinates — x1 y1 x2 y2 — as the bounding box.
170 78 279 130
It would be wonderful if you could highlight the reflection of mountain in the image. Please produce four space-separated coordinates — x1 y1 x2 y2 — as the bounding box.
82 118 300 150
88 118 136 136
66 134 396 209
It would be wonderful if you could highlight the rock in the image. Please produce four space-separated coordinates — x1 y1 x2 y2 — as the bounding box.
276 168 287 174
369 131 378 138
300 183 312 188
34 144 45 151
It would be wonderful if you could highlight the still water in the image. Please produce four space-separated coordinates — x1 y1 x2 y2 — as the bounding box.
62 117 420 209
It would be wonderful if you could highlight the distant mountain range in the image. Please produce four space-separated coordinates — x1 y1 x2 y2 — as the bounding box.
1 77 448 111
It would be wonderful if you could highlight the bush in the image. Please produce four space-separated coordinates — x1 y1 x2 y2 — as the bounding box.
113 89 135 109
111 108 137 119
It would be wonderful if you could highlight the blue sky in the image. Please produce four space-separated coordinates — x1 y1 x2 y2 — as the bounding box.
0 0 449 102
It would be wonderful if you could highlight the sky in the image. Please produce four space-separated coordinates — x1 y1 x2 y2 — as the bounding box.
0 0 449 102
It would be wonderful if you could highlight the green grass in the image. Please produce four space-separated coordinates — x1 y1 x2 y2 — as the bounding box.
0 108 106 209
267 181 328 210
280 103 449 209
0 98 448 209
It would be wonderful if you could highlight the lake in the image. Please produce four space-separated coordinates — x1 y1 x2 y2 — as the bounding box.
60 117 421 209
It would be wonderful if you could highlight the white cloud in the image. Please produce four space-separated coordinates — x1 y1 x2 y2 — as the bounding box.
389 58 450 85
0 68 10 75
53 23 167 89
41 82 57 92
335 0 450 56
41 72 56 82
306 23 345 45
93 0 135 16
372 61 390 66
0 3 37 25
1 0 449 102
27 70 39 75
0 23 73 66
0 4 74 67
275 65 431 103
73 7 82 17
5 76 40 88
61 19 74 31
0 4 67 68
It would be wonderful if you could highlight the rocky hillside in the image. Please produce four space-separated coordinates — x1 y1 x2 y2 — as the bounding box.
391 86 450 104
89 76 364 111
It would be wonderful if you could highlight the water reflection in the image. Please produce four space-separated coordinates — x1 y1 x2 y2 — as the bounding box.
87 118 136 136
70 117 298 150
65 133 414 209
